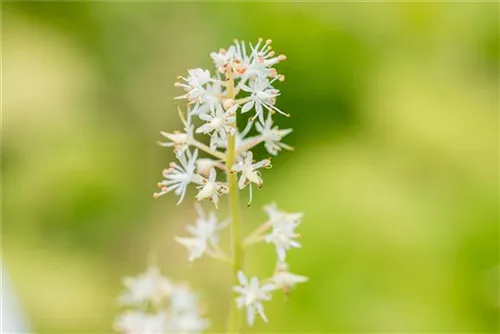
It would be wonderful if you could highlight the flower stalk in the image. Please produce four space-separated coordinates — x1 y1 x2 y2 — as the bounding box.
225 64 244 333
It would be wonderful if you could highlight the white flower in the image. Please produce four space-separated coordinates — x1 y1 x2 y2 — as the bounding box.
196 104 237 151
175 68 211 101
271 262 308 293
255 115 293 156
119 266 172 306
187 68 212 86
158 106 194 154
240 76 288 124
265 219 301 262
233 271 275 326
231 151 271 205
169 284 209 333
215 118 254 152
210 47 235 74
115 311 167 334
191 77 225 116
168 312 208 334
262 203 303 262
264 202 303 225
154 149 200 204
174 237 207 262
159 130 189 152
170 284 200 313
245 39 286 79
195 168 228 208
175 204 229 261
230 39 286 80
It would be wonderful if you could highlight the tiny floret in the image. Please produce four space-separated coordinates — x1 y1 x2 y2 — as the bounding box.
255 114 293 156
271 262 308 294
233 271 276 326
115 267 208 334
240 76 286 124
158 106 194 154
154 149 200 205
263 203 303 261
119 266 172 306
175 204 229 261
231 151 272 205
195 168 228 208
196 104 237 151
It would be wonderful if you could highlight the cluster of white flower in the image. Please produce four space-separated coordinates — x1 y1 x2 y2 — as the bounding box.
233 203 307 325
173 201 308 327
115 266 208 334
175 204 230 262
154 38 293 208
117 38 306 333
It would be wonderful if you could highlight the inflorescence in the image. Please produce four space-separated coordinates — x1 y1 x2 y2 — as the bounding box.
116 38 307 333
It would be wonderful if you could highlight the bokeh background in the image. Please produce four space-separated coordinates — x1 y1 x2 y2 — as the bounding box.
2 1 499 333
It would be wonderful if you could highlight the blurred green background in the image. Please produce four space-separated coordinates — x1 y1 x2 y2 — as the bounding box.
2 2 499 333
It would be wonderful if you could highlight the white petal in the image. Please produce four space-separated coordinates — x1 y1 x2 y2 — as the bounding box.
240 84 253 93
241 100 255 113
250 277 260 290
209 168 217 182
255 102 263 118
261 283 276 292
237 271 248 286
245 151 254 164
199 113 213 122
246 307 255 327
231 163 244 172
255 302 268 323
238 174 247 189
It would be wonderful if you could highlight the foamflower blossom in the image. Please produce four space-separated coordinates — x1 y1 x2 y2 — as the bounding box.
233 271 276 326
190 78 225 116
255 115 293 156
262 203 303 262
264 202 303 225
154 149 200 204
240 76 288 124
211 47 235 74
174 68 212 102
233 38 286 80
265 218 301 262
195 168 228 208
119 266 172 306
175 204 230 262
158 107 194 154
271 262 308 294
231 151 271 205
115 311 167 334
168 284 209 333
115 267 207 334
196 104 237 151
168 312 209 334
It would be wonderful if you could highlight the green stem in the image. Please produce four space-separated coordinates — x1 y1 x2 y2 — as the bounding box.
226 66 244 334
